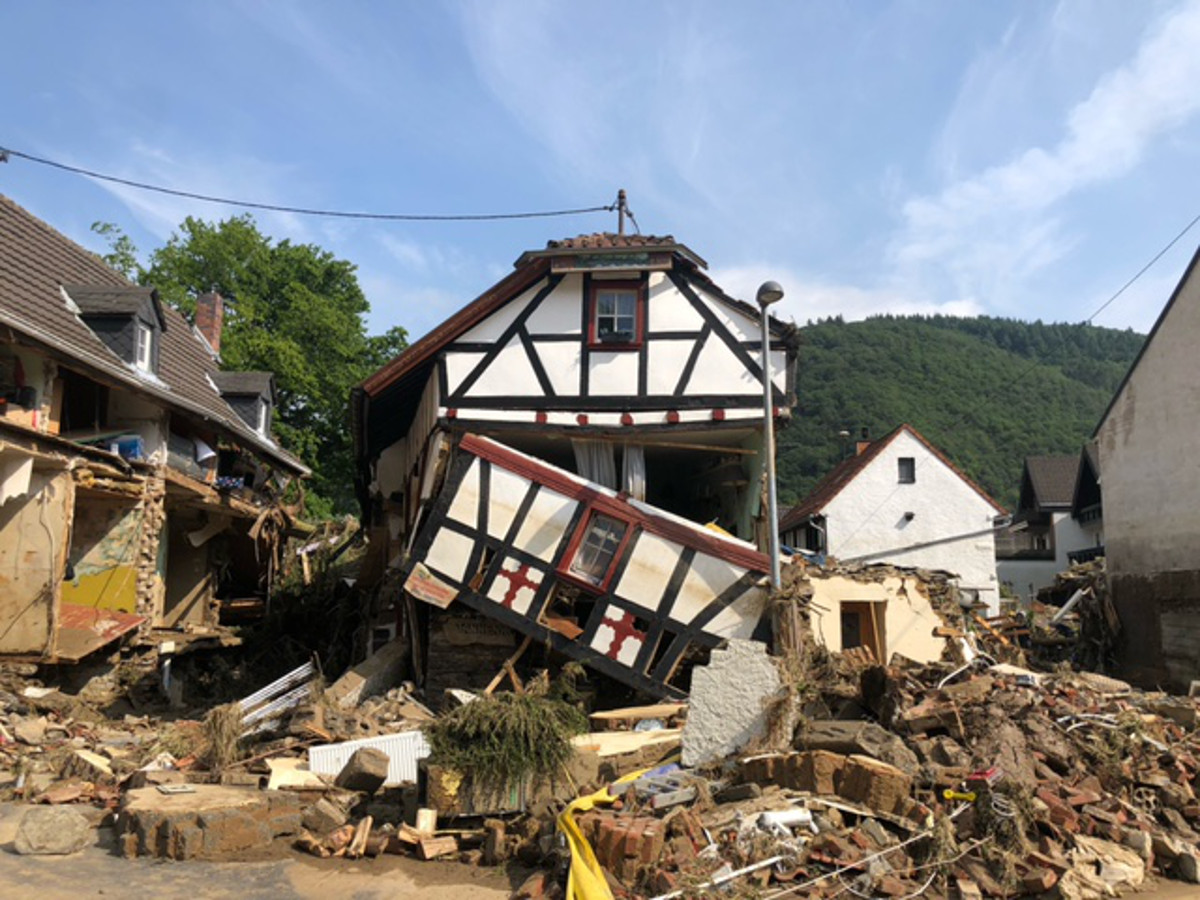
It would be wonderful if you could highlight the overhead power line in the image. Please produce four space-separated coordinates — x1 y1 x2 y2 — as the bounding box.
1087 209 1200 323
0 145 617 222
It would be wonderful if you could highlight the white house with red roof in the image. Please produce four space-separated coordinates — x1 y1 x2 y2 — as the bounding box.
780 424 1005 613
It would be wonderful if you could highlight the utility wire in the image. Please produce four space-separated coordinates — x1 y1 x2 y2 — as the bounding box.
0 145 616 222
1087 209 1200 323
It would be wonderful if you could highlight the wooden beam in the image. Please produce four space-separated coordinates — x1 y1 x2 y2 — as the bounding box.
484 634 532 695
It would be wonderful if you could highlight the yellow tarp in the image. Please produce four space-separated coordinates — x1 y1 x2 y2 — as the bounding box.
556 759 677 900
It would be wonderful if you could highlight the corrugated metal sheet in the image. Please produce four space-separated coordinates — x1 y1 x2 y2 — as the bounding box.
308 730 431 785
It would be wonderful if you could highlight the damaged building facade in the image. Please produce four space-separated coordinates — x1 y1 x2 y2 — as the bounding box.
0 194 309 663
353 234 798 696
1095 244 1200 689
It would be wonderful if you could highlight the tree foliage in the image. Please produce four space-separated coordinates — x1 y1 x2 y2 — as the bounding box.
777 315 1145 511
116 215 408 515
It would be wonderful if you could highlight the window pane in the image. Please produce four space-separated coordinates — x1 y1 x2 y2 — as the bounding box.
569 514 628 586
898 458 915 484
595 289 637 342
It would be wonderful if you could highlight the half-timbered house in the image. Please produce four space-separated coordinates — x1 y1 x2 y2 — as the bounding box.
353 233 798 694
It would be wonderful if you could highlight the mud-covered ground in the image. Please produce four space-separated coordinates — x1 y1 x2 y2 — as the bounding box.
0 803 529 900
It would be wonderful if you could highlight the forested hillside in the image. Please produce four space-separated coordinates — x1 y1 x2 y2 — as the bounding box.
776 316 1146 511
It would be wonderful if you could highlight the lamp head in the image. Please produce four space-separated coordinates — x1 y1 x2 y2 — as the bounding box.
756 280 784 308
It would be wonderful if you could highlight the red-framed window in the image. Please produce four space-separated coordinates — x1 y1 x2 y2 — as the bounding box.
559 508 636 592
588 279 644 349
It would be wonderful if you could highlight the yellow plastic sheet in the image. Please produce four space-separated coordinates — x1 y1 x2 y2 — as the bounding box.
556 764 663 900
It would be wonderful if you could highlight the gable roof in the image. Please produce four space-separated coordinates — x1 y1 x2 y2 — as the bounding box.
352 233 793 464
0 194 307 475
779 424 1004 532
1018 455 1079 513
1094 244 1200 438
212 371 275 400
67 284 168 331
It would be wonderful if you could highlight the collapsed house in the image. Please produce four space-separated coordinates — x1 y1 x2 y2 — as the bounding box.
0 194 309 663
352 233 800 695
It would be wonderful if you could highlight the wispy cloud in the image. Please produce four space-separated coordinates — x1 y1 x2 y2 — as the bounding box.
82 140 310 243
891 0 1200 307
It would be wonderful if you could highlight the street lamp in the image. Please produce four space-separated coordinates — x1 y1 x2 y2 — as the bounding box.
757 280 784 590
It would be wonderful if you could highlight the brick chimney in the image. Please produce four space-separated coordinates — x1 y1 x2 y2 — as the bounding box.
195 292 224 354
855 427 872 456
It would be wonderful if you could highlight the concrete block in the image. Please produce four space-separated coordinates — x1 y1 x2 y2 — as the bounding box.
838 755 912 815
119 785 280 859
334 747 391 795
681 639 779 768
325 640 410 710
302 798 348 835
798 720 919 775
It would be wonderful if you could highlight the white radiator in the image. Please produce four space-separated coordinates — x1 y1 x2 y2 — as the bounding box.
308 730 431 785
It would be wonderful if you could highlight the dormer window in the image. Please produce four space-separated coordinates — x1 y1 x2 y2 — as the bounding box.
211 371 276 440
134 321 154 372
588 279 643 349
66 284 166 376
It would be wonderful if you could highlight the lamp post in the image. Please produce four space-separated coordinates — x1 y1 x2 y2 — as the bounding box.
757 280 784 590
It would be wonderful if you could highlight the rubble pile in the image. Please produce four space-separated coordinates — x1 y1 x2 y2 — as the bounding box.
499 651 1200 900
1 554 1197 900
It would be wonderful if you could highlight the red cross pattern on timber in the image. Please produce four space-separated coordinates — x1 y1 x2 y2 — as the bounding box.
597 608 645 666
491 559 541 615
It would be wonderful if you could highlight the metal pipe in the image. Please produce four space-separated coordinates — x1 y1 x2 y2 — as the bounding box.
757 282 784 590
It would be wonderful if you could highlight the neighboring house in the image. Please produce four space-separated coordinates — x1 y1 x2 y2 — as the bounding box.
1094 244 1200 688
779 424 1005 614
995 455 1091 597
353 232 798 696
1069 442 1103 563
0 194 309 663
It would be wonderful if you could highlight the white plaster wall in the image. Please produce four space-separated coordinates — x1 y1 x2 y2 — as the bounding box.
996 559 1062 600
524 274 583 334
823 431 1000 605
995 512 1092 598
806 575 947 664
1098 270 1200 574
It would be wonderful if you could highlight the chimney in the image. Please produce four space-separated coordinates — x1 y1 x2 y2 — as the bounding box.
195 292 224 354
855 426 871 456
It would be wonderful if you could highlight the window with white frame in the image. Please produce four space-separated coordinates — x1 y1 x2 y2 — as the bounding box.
134 321 153 372
567 512 629 587
590 280 642 347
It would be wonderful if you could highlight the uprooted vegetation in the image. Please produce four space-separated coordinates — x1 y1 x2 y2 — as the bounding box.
424 666 589 793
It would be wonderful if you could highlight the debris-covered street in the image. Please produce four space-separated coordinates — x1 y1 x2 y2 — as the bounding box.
1 546 1198 900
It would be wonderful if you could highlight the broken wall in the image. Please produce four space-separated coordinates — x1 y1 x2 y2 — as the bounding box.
61 490 142 613
0 464 71 655
806 574 947 664
161 508 215 628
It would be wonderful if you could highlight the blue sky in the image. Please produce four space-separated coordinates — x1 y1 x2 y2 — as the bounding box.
3 1 1198 340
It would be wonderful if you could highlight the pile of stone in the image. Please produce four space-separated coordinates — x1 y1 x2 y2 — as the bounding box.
491 642 1200 900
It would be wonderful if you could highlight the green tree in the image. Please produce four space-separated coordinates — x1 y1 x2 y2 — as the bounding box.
91 221 142 280
141 215 407 515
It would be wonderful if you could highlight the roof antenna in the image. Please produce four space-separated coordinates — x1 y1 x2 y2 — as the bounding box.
616 189 627 235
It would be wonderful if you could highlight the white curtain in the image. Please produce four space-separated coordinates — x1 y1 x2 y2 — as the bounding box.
622 443 646 501
572 439 617 489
